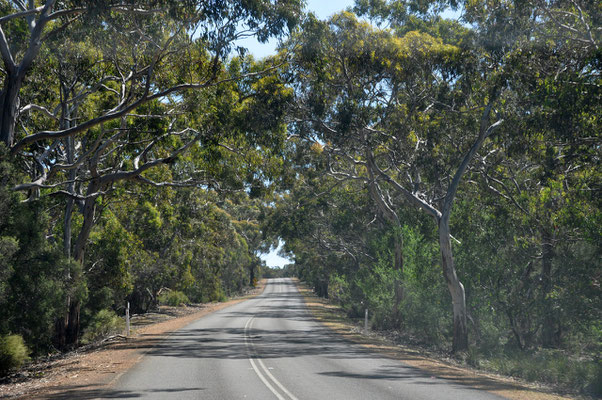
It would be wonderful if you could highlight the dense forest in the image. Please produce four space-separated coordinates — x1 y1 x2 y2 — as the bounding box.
0 0 600 395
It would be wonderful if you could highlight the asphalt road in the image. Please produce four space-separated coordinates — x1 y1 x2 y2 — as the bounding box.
109 278 504 399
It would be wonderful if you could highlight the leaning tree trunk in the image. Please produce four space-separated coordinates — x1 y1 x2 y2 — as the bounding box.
438 217 468 352
0 73 22 147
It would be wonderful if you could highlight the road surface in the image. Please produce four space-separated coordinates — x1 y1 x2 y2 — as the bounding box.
110 278 503 399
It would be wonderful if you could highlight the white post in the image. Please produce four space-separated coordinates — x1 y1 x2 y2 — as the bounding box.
364 308 368 334
125 301 130 336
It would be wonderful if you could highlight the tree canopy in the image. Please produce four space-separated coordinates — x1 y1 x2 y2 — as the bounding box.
0 0 600 394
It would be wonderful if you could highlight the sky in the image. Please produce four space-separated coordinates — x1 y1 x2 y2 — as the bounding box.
260 240 291 268
257 0 354 268
237 0 355 59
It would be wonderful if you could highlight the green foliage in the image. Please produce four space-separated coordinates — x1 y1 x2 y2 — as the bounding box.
158 290 190 307
0 334 30 375
0 147 76 353
480 349 600 395
0 1 598 395
81 309 125 345
86 211 134 311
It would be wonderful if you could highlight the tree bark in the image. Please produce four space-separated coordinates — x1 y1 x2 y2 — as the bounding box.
62 103 76 258
55 165 75 349
55 90 78 349
541 228 558 347
0 73 22 147
59 178 101 348
0 0 55 147
438 217 469 352
73 180 101 263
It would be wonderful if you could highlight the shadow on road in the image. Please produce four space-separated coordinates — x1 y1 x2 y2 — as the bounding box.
36 384 204 399
41 279 524 399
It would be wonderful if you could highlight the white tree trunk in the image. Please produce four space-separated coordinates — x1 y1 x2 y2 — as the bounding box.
438 218 468 352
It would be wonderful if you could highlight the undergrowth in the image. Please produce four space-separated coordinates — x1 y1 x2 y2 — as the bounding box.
81 309 125 344
158 290 190 307
476 349 601 396
0 334 30 375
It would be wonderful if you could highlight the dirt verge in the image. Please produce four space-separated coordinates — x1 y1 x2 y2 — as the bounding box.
0 281 266 399
295 279 583 400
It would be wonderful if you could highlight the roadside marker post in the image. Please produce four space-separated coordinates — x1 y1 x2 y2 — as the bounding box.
126 301 130 337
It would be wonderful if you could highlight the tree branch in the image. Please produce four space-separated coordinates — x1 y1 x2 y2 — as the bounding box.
99 133 198 185
18 0 56 74
11 65 280 153
20 103 58 120
372 158 441 220
0 26 16 72
366 151 399 225
442 102 503 219
0 5 44 24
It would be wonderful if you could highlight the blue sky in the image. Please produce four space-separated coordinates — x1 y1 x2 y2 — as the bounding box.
238 0 355 59
260 240 291 268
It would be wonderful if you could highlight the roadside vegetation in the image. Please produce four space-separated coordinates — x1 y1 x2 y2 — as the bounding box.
298 282 600 397
0 0 599 396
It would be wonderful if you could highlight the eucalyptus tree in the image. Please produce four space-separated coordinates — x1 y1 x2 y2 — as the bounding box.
445 0 601 348
471 30 601 348
0 0 303 348
0 0 302 147
267 169 378 299
352 0 600 351
289 12 509 351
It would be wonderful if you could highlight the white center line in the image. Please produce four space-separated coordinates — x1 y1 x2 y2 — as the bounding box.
244 316 299 400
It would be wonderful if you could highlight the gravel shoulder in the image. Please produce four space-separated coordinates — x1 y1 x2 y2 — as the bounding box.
295 279 582 400
0 281 266 400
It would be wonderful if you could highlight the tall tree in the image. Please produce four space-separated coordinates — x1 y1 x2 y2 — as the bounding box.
1 0 302 348
289 12 508 351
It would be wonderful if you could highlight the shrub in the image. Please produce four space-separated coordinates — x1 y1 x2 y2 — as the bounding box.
158 290 189 307
81 309 125 344
480 349 600 395
0 334 30 374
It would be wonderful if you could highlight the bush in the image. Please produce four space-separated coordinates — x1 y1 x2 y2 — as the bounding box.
158 290 189 306
480 349 600 395
81 309 125 344
0 334 30 375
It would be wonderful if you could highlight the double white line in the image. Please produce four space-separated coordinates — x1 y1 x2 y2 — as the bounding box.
244 316 299 400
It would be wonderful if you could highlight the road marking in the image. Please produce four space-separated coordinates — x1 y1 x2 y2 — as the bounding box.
244 316 299 400
256 354 299 400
